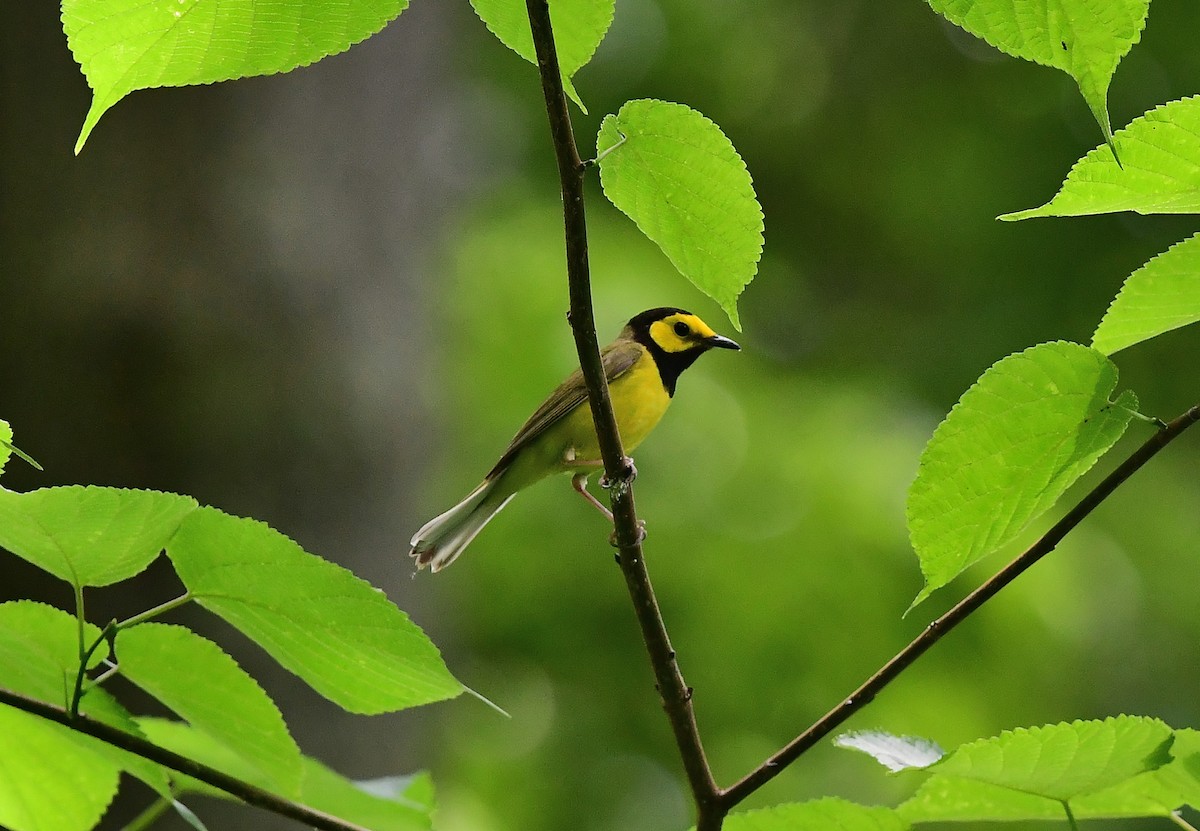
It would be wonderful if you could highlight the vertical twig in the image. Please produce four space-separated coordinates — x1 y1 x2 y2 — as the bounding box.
522 2 724 826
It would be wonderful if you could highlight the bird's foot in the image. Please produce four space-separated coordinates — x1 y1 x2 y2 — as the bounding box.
608 519 647 548
600 456 637 493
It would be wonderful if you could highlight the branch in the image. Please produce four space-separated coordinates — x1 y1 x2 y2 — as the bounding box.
0 685 371 831
522 2 722 826
722 404 1200 808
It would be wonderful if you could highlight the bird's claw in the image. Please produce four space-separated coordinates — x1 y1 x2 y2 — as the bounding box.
600 457 637 491
608 520 647 548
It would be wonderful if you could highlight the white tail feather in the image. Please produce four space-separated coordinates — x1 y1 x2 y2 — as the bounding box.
409 480 515 572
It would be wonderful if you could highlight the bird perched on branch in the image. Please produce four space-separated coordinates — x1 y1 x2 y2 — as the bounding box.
409 307 740 571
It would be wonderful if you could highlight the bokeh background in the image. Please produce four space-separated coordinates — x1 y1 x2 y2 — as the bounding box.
2 1 1199 829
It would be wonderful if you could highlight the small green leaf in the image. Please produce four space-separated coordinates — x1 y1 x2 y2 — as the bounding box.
165 507 462 714
139 719 434 830
63 0 408 153
907 342 1136 606
117 623 302 794
597 99 763 329
0 420 12 476
469 0 614 112
0 601 105 707
1092 232 1200 355
1003 96 1200 220
707 798 908 831
934 716 1174 802
834 730 944 772
0 704 120 831
0 486 197 588
0 602 171 794
928 0 1149 146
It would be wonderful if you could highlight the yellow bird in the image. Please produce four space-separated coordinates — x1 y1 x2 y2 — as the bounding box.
409 307 740 571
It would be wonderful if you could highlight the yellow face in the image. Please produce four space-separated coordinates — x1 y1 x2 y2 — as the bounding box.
647 312 721 353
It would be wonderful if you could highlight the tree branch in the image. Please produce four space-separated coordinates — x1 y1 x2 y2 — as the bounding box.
522 2 722 826
0 685 371 831
721 404 1200 808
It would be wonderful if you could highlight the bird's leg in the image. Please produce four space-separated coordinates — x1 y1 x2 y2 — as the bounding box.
570 472 613 521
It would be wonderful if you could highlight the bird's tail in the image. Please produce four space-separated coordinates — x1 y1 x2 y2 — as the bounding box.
409 478 515 572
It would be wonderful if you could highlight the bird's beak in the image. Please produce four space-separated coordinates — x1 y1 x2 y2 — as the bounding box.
705 334 741 350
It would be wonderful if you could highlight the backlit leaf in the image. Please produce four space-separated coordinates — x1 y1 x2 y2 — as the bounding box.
907 342 1136 606
597 99 762 330
0 486 196 588
469 0 614 111
117 623 302 794
0 705 120 831
928 0 1149 145
835 730 944 772
705 798 907 831
165 507 461 714
63 0 408 152
1092 232 1200 355
1003 97 1200 220
933 716 1173 802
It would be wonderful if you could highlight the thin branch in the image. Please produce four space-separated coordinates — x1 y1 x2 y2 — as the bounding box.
522 1 722 826
722 405 1200 808
116 592 193 629
0 685 371 831
70 619 116 717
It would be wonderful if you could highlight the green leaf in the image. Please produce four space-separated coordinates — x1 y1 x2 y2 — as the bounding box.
0 602 171 794
62 0 408 153
707 798 907 831
1092 232 1200 355
597 99 763 330
0 419 12 476
165 507 462 714
0 601 105 707
834 730 944 772
897 776 1076 823
469 0 614 112
116 623 302 794
1003 96 1200 220
928 0 1149 146
0 486 197 588
907 342 1136 606
0 704 120 831
139 719 434 830
933 716 1174 802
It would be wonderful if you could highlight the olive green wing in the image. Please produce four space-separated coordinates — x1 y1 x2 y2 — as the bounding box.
486 339 644 479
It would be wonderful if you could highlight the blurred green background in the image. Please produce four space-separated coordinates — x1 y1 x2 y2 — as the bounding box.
2 2 1198 830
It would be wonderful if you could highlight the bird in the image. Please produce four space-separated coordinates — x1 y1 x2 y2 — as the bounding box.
409 307 740 572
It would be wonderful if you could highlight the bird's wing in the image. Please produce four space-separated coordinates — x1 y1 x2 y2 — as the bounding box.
486 339 645 479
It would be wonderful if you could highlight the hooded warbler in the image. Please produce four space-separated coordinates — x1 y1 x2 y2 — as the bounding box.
409 307 740 571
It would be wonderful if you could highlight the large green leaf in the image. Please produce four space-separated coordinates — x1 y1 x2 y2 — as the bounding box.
907 342 1136 605
928 0 1149 145
63 0 408 153
900 726 1195 823
0 602 170 794
469 0 614 111
0 704 120 831
116 623 302 794
1003 96 1200 220
0 486 197 588
139 718 434 830
706 798 907 831
597 99 763 330
165 507 461 714
1092 232 1200 355
934 717 1174 802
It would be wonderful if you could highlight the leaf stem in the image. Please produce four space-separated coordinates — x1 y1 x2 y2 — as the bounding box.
116 592 193 630
69 619 116 717
721 405 1200 807
120 795 174 831
523 1 722 827
0 685 372 831
1172 811 1200 831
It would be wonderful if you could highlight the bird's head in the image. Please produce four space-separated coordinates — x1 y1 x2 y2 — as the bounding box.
624 307 739 395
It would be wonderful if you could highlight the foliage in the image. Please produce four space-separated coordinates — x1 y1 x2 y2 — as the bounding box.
1 0 1198 828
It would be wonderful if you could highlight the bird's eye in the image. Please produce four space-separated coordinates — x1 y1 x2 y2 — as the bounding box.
673 321 691 337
